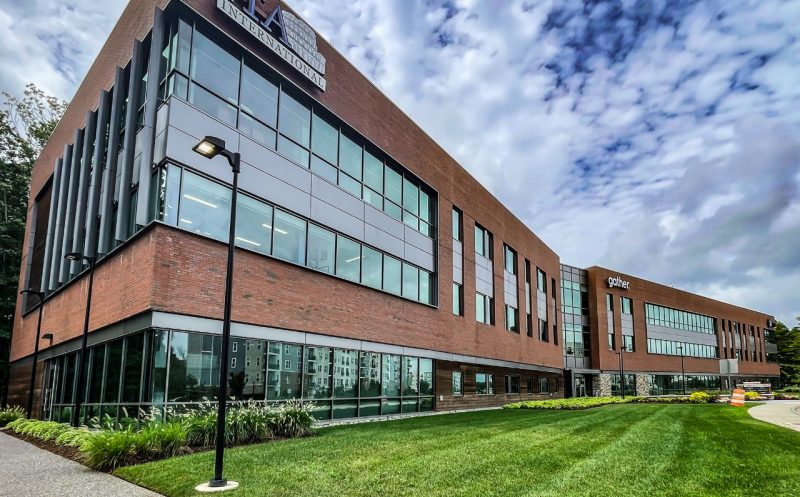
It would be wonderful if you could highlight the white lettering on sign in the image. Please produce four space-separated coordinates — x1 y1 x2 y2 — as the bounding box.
217 0 327 91
607 276 630 290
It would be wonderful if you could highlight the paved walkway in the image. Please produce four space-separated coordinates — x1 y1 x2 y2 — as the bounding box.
0 431 161 497
748 401 800 432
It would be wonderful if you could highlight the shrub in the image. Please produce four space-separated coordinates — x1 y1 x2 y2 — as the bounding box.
744 391 761 401
504 396 636 410
0 406 25 427
55 428 94 448
780 386 800 393
774 394 799 400
182 401 275 447
273 400 315 438
81 429 139 471
133 422 186 459
689 391 710 404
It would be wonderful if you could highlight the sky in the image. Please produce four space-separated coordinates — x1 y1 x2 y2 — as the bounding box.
1 0 798 325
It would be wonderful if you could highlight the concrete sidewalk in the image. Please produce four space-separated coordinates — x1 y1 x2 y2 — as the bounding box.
748 401 800 432
0 431 161 497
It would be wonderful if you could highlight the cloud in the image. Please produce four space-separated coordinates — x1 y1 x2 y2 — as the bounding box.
2 0 798 324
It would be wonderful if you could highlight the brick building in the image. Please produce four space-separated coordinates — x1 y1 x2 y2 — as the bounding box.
7 0 779 422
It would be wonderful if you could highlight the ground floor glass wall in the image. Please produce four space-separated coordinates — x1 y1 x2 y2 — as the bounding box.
42 329 435 423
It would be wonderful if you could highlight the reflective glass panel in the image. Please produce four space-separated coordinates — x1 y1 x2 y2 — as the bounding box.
361 246 382 289
235 195 273 255
272 210 307 264
178 172 231 241
307 224 335 274
383 256 401 295
240 64 278 126
190 30 240 104
278 91 310 147
333 349 358 398
336 236 361 283
311 113 337 165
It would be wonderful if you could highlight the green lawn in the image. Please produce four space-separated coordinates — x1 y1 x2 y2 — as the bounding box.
115 404 800 497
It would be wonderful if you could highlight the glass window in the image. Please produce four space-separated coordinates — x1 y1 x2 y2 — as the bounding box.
452 208 462 241
419 191 431 224
278 91 310 147
384 200 402 221
277 135 310 167
382 354 401 397
267 342 302 401
238 112 276 149
162 164 181 226
384 167 402 205
339 133 362 181
87 346 106 403
121 334 144 403
402 357 418 396
150 331 168 404
307 224 335 274
475 225 491 258
452 371 463 396
419 270 433 305
272 210 307 264
359 352 382 397
537 268 546 293
506 376 520 394
240 64 278 127
338 172 361 197
189 83 237 127
505 305 518 332
235 195 273 255
362 187 383 210
228 338 266 400
333 349 358 398
403 178 419 216
310 155 338 183
476 293 493 324
476 373 494 395
419 358 433 395
540 377 550 393
178 171 231 241
403 210 419 230
402 263 419 300
504 245 517 274
303 346 332 399
363 151 383 193
168 332 220 402
383 256 401 295
361 246 382 289
336 236 361 283
190 30 240 105
452 283 463 316
103 340 123 403
311 113 338 165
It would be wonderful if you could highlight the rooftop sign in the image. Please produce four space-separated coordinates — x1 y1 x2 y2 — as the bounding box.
607 276 630 290
217 0 327 91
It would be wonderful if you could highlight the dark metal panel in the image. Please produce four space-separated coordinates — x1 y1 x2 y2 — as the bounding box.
135 7 166 227
49 144 73 290
58 128 85 283
40 158 62 293
70 111 97 274
115 40 144 243
83 90 112 258
98 68 126 255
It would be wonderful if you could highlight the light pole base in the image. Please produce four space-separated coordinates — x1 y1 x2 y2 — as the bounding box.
195 480 239 493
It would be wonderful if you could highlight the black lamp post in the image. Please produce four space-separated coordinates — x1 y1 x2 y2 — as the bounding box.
677 345 686 395
19 289 45 418
65 252 96 427
192 136 240 491
613 345 627 398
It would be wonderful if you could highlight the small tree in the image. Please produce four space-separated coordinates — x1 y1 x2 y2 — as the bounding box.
0 84 67 406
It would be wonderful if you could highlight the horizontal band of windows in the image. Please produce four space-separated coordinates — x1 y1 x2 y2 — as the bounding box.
645 302 716 334
159 165 436 306
646 338 718 359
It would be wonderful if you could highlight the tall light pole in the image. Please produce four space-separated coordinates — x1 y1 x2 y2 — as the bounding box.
64 252 96 427
192 136 240 492
677 345 686 395
613 346 627 398
19 289 45 418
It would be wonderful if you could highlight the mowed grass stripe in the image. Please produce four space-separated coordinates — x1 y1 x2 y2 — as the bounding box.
115 404 800 497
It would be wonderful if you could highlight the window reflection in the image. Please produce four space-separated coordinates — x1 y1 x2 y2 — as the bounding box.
272 210 306 264
307 225 335 274
178 171 231 240
336 237 361 283
240 65 277 127
278 91 310 147
361 246 382 289
235 195 272 255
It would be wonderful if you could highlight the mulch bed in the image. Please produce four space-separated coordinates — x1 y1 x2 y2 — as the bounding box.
3 429 84 464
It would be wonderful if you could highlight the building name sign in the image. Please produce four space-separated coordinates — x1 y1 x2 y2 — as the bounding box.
607 276 630 290
216 0 327 91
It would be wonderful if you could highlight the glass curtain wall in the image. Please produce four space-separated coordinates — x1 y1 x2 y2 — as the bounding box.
158 166 435 306
43 329 435 423
158 18 435 238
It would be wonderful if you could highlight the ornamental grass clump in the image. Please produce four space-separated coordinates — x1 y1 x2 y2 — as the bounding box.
273 399 316 438
180 401 275 447
0 406 25 427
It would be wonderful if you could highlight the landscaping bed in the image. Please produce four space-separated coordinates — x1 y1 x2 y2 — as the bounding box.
0 400 316 472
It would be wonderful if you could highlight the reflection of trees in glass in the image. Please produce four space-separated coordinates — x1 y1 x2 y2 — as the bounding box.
229 371 246 398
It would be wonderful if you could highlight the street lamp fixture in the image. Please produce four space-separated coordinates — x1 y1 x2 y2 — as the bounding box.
19 289 45 418
64 252 96 427
613 345 628 399
192 136 240 492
